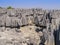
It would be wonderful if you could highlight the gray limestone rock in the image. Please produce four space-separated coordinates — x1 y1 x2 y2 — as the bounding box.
0 8 60 45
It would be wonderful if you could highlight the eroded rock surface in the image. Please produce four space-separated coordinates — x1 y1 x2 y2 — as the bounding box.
0 8 60 45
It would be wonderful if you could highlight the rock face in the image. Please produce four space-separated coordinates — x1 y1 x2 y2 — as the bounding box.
0 8 60 45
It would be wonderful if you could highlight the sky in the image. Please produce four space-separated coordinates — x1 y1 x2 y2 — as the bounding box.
0 0 60 9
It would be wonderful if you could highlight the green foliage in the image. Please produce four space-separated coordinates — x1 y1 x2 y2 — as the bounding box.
0 7 3 9
7 6 13 9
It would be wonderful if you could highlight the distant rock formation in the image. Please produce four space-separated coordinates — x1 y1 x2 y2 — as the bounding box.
0 8 60 45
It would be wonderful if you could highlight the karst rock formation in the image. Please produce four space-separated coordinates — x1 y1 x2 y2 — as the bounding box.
0 8 60 45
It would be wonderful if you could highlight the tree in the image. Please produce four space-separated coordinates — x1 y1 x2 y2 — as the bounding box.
0 7 3 9
7 6 13 9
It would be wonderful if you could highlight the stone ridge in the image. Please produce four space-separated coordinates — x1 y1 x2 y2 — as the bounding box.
0 8 60 45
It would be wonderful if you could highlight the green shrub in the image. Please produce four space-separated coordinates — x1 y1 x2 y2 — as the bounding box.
0 7 3 9
7 6 13 9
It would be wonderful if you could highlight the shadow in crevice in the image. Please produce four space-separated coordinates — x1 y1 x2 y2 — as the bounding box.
54 25 60 45
27 43 33 45
39 36 45 45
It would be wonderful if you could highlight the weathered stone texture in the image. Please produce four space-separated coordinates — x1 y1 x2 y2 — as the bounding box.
0 8 60 45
